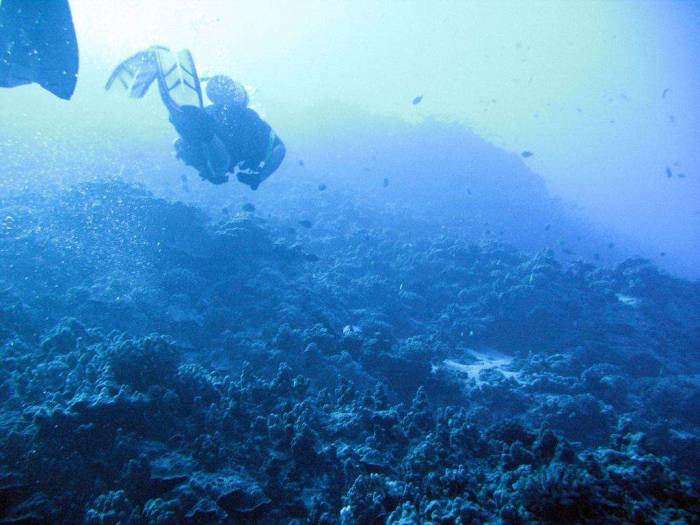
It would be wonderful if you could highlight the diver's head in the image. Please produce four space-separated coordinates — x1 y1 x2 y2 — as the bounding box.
206 75 249 107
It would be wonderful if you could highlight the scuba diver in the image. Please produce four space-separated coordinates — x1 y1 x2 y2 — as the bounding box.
174 75 286 188
106 46 285 190
2 4 284 189
0 0 79 100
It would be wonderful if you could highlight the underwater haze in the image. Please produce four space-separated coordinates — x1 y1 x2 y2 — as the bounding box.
1 1 699 524
1 0 699 277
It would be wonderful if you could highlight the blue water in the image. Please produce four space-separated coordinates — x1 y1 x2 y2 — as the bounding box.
0 1 698 523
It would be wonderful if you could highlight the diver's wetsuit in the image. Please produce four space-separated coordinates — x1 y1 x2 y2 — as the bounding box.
206 104 275 171
172 103 283 187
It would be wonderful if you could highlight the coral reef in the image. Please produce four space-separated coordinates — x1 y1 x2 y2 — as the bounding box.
0 182 698 523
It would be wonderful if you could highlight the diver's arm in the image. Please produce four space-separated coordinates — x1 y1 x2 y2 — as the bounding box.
174 138 206 171
236 134 285 190
174 136 229 185
170 109 230 185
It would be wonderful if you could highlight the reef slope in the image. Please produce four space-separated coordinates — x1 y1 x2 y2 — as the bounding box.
1 182 698 524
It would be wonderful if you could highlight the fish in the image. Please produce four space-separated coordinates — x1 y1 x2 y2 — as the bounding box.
666 167 673 178
660 252 666 257
412 95 423 105
383 177 390 188
242 203 255 212
677 173 686 179
318 183 327 191
521 151 534 158
544 224 551 231
607 242 615 249
298 160 305 167
299 220 312 229
662 88 670 99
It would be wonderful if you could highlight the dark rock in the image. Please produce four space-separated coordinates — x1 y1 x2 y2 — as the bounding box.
216 485 271 519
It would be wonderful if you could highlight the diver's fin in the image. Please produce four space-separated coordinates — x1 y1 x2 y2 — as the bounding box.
106 46 203 113
104 47 166 99
153 48 203 111
0 0 79 100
